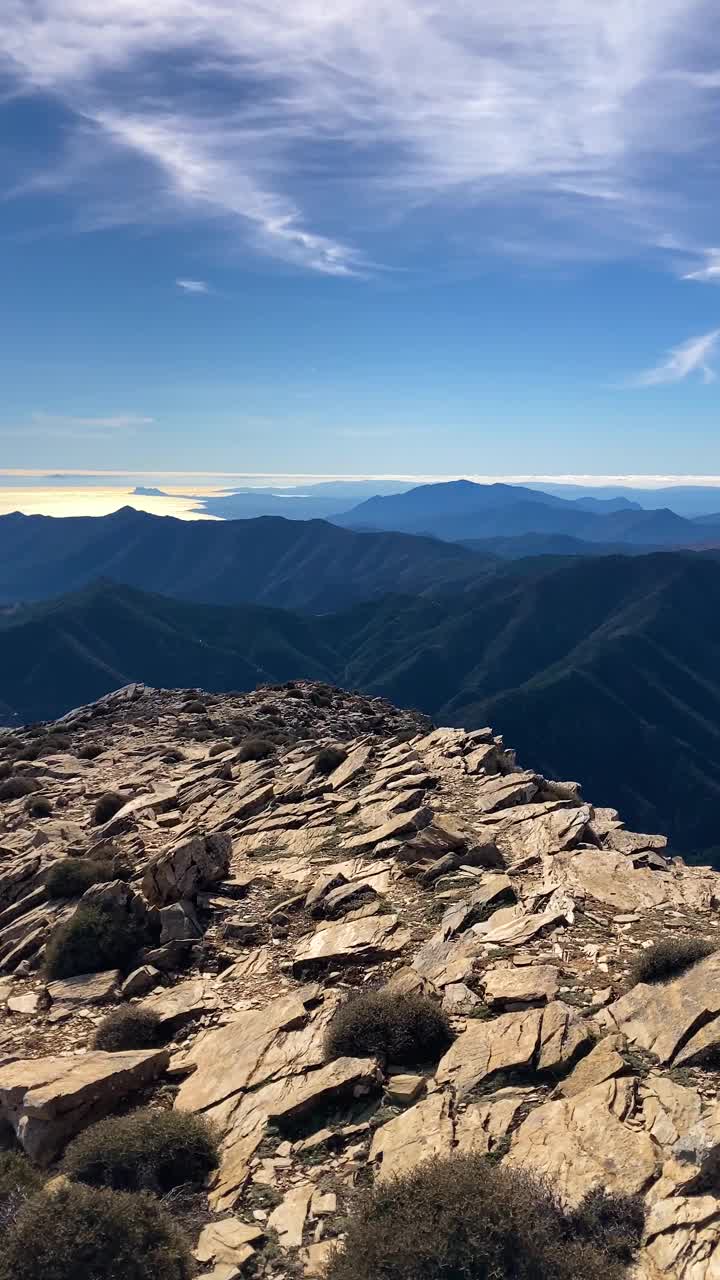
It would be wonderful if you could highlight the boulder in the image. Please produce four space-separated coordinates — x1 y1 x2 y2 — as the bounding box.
600 950 720 1065
483 965 559 1007
292 915 411 976
370 1090 454 1180
506 1079 659 1207
48 969 120 1007
0 1048 169 1162
142 832 232 906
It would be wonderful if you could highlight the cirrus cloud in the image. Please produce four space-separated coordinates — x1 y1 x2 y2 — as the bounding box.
2 0 720 275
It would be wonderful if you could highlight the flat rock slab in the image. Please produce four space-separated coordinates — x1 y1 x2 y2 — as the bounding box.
292 915 411 975
370 1090 454 1180
195 1219 263 1267
483 964 559 1007
435 1001 589 1096
477 906 569 947
506 1079 659 1208
436 1008 543 1096
343 807 431 853
142 977 220 1030
600 951 720 1065
475 772 538 814
556 1034 627 1099
48 969 120 1006
455 1087 535 1156
0 1048 169 1162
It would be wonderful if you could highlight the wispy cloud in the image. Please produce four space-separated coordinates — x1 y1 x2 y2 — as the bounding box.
176 278 210 294
16 412 155 437
2 1 720 273
631 329 720 386
684 249 720 282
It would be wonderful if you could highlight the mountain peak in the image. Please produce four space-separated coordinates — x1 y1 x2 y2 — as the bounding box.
0 681 715 1280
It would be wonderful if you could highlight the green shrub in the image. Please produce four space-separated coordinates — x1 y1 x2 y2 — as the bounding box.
92 791 125 825
27 796 53 818
325 991 452 1064
314 745 347 775
630 937 715 986
62 1108 218 1195
93 1007 165 1052
46 858 107 900
0 1152 42 1234
0 1183 192 1280
236 736 277 762
324 1154 644 1280
45 904 144 980
0 776 38 802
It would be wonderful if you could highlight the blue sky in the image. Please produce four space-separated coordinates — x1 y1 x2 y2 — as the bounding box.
3 0 720 476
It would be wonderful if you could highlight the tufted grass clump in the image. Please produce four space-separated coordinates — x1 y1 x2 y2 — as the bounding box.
314 745 348 776
324 1155 644 1280
0 1183 192 1280
45 904 144 980
630 936 715 986
46 858 108 900
93 1007 165 1052
62 1108 218 1195
325 990 452 1065
92 791 125 825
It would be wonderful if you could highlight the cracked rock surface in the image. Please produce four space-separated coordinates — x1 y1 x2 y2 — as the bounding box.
2 679 720 1275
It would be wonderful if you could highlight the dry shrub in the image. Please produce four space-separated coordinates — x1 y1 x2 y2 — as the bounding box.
62 1108 218 1195
236 735 277 762
325 991 452 1064
46 858 107 900
0 776 38 802
92 791 125 825
27 796 53 818
314 746 347 775
0 1152 42 1235
93 1007 165 1052
0 1183 192 1280
45 904 144 980
324 1154 644 1280
630 936 714 986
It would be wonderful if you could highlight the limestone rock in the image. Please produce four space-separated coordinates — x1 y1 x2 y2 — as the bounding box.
0 1048 169 1162
601 950 720 1065
194 1219 263 1268
370 1090 454 1180
142 977 220 1031
47 969 119 1006
483 964 559 1008
435 1008 542 1096
455 1087 535 1155
556 1034 626 1099
506 1079 659 1207
343 807 431 852
142 831 232 906
292 915 411 975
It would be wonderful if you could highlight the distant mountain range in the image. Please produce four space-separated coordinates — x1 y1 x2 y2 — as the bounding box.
333 479 720 546
0 507 494 612
5 552 720 854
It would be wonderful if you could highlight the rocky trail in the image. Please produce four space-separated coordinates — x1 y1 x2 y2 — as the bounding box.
1 679 720 1277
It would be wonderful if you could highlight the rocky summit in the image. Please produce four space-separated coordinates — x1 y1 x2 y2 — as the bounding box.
3 679 720 1276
